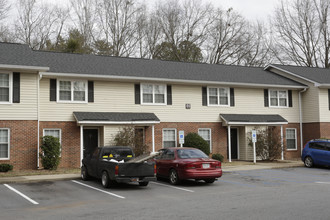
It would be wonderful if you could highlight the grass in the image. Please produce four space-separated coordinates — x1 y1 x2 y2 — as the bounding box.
0 168 80 178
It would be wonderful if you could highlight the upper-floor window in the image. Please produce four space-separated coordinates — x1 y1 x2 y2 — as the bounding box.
57 80 87 103
0 73 11 103
269 90 288 107
0 128 10 160
208 87 229 106
141 84 166 105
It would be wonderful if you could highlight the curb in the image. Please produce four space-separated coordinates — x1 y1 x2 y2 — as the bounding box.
222 163 304 173
0 174 81 184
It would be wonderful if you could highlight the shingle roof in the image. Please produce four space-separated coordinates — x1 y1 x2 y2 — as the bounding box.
0 42 305 87
220 114 288 125
73 112 160 122
271 64 330 84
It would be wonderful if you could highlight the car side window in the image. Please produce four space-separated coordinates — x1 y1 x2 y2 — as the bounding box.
325 143 330 151
163 149 175 159
310 142 324 150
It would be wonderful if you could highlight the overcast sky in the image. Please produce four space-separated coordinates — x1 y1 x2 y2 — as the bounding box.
40 0 282 21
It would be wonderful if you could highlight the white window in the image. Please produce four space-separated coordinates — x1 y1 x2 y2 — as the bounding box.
0 129 10 159
43 129 62 155
163 129 177 148
0 73 12 104
141 84 166 105
58 80 87 103
286 128 297 150
198 128 212 153
269 90 288 107
208 87 229 106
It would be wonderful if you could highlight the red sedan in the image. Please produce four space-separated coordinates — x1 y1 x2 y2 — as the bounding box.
155 147 222 185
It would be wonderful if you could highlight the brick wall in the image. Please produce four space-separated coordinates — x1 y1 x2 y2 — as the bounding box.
0 120 38 170
40 122 81 168
303 122 321 144
283 123 301 159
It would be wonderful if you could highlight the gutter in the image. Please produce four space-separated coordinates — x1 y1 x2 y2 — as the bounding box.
37 73 43 168
299 88 307 155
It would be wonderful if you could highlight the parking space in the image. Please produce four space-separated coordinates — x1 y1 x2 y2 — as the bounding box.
1 167 330 219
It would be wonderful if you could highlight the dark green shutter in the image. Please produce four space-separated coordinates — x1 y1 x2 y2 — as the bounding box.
264 89 269 107
50 79 56 101
135 84 140 104
288 90 292 107
230 88 235 106
167 85 172 105
88 81 94 102
202 87 207 106
13 72 20 103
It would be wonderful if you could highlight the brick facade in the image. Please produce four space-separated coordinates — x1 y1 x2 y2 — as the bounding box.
39 121 81 169
0 120 38 170
283 123 301 159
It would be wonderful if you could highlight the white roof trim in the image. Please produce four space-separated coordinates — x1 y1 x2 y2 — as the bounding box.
264 64 317 84
76 120 160 125
40 71 307 89
0 64 50 72
220 115 288 126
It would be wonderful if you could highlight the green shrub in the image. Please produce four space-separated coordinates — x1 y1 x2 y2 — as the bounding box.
40 136 61 170
183 133 210 155
0 164 13 172
212 153 224 162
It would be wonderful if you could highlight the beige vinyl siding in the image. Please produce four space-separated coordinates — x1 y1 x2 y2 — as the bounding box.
0 73 37 120
238 127 246 160
318 88 330 122
103 125 122 146
269 68 320 123
40 78 301 123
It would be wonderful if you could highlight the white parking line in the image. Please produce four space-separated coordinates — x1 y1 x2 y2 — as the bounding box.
151 181 194 193
315 182 330 185
71 180 125 199
4 184 39 205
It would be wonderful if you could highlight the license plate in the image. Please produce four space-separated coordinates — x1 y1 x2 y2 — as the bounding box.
202 163 210 169
131 178 139 182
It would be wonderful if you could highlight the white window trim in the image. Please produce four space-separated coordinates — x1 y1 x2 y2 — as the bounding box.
207 86 230 107
269 89 288 108
56 79 88 103
162 128 177 148
0 128 10 160
0 72 12 104
140 83 167 105
43 129 62 156
198 128 212 153
286 128 297 151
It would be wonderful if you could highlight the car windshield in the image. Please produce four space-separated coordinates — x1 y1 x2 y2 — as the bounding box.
177 149 208 159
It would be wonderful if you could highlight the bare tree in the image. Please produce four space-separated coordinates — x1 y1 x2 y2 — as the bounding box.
271 0 329 67
96 0 144 56
14 0 68 50
0 0 10 41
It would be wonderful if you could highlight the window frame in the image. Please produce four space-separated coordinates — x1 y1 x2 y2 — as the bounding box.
0 72 12 104
43 129 62 156
0 128 10 160
162 128 177 148
286 128 297 151
198 128 212 153
140 83 167 105
57 79 88 103
207 87 230 107
268 89 288 108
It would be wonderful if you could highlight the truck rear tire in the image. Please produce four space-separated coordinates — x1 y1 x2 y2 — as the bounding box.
101 171 110 188
139 181 149 186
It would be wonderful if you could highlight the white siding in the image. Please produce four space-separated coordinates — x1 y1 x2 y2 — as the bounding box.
0 73 37 120
39 78 301 123
238 127 246 160
319 88 330 122
103 125 122 146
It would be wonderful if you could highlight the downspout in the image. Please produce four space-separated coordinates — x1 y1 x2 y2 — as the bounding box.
37 73 42 168
299 88 307 155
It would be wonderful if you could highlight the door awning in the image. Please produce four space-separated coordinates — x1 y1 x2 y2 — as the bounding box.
73 112 160 126
220 114 288 126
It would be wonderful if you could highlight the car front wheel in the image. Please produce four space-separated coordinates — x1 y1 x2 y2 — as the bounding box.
81 166 89 181
101 171 110 188
169 169 180 185
304 156 314 168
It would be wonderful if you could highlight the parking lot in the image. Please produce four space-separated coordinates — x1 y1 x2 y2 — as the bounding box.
1 167 330 220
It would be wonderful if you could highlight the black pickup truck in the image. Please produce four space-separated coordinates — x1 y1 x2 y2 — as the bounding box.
81 146 156 188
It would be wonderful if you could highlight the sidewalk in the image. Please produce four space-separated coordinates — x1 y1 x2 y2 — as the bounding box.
0 160 304 184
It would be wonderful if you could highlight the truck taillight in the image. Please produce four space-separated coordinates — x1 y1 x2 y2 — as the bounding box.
154 164 157 174
115 165 119 175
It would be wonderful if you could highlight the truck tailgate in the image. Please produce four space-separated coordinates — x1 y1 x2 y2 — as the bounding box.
118 162 154 177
